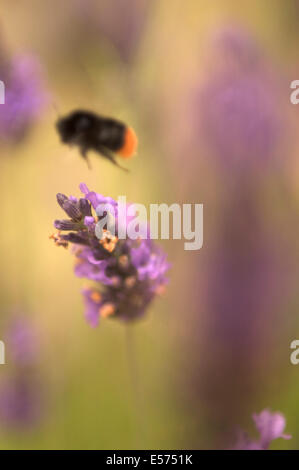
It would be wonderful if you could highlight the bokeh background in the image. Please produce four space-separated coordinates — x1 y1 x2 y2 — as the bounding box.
0 0 298 449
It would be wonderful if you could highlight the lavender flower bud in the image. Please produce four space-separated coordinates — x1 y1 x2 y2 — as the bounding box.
62 200 82 220
61 233 90 245
54 220 81 231
56 193 68 208
79 198 92 216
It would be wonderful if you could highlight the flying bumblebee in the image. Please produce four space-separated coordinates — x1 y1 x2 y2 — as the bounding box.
56 110 138 171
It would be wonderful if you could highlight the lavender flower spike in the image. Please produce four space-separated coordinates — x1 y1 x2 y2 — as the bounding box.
0 317 44 430
0 54 48 143
233 409 291 450
51 183 170 326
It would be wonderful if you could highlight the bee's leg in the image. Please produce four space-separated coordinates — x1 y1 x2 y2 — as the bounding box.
98 146 129 173
80 146 92 170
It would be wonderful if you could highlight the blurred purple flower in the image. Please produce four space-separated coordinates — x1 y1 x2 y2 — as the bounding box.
0 317 45 430
233 410 291 450
253 410 291 448
200 76 281 167
186 186 296 448
52 183 170 326
209 26 261 70
193 27 284 171
0 378 43 430
0 54 48 143
180 28 297 449
76 0 153 63
5 317 39 365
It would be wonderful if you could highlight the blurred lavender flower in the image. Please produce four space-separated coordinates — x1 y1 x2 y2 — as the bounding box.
51 183 170 326
0 377 43 430
0 54 47 143
5 316 39 365
0 317 44 430
233 410 291 450
186 185 297 448
199 76 281 168
209 26 261 71
76 0 153 63
180 26 298 449
193 27 284 172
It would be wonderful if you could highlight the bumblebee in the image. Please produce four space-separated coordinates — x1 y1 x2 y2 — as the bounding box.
56 110 138 171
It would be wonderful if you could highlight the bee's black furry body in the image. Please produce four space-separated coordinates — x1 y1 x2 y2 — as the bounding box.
56 110 127 170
